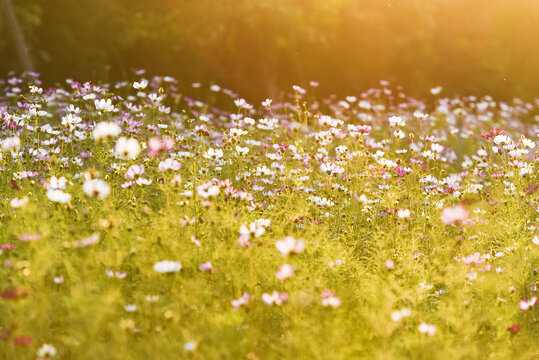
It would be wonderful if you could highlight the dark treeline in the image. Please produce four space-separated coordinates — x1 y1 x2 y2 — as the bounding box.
1 0 538 100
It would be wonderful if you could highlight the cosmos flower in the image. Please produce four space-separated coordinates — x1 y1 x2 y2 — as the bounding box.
275 236 305 256
46 189 71 203
158 158 182 172
418 322 436 336
231 292 251 310
518 296 537 311
94 98 115 112
115 137 141 160
93 121 121 141
274 264 294 280
153 260 182 273
83 179 111 199
37 344 56 358
262 291 289 306
321 290 341 308
1 136 21 152
462 253 485 267
73 233 100 248
441 205 469 225
10 196 29 208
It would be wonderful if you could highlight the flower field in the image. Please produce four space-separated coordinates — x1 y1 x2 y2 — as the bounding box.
0 73 537 359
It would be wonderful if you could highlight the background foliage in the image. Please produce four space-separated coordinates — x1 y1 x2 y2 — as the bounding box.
1 0 539 99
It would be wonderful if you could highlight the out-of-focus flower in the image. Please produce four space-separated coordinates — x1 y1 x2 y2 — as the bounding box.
391 308 411 322
262 291 289 306
153 260 182 273
441 205 469 225
321 290 341 308
115 137 141 160
10 196 29 208
418 322 436 336
37 343 57 357
462 252 485 267
397 209 411 220
158 158 182 172
231 292 251 310
1 136 21 152
93 121 121 141
83 179 111 199
198 261 212 272
148 136 175 157
184 341 197 352
46 189 71 203
275 236 305 256
73 233 99 248
275 264 294 280
518 296 537 311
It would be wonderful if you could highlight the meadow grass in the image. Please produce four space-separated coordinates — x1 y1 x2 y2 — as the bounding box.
0 74 537 359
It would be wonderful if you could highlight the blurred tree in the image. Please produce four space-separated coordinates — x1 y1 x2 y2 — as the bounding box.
1 0 537 100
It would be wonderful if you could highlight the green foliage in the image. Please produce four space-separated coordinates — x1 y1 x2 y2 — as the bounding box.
1 0 539 99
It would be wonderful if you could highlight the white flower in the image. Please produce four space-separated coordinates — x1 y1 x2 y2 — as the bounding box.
37 344 57 358
94 99 115 112
10 196 29 208
46 189 71 203
93 121 121 141
153 260 182 273
275 236 305 256
115 137 141 160
48 176 68 190
158 158 182 172
73 233 100 247
61 113 82 131
521 137 535 149
184 341 197 351
235 145 249 155
133 79 148 89
397 209 411 220
275 264 294 280
418 322 436 336
389 116 405 127
83 179 111 199
1 136 21 152
390 308 411 322
203 147 223 160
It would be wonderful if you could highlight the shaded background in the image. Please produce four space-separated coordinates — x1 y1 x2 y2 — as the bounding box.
1 0 538 100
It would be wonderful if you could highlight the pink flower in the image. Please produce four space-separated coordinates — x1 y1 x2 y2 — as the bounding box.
462 252 485 267
148 136 175 157
441 205 469 225
518 295 537 311
198 261 213 272
275 264 294 280
231 292 251 310
125 164 145 179
321 290 341 308
262 291 289 306
158 158 182 172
